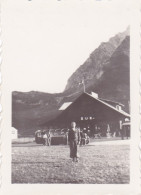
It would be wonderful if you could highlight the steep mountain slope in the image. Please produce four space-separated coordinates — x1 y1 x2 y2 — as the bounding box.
64 28 129 94
87 36 130 111
12 28 130 136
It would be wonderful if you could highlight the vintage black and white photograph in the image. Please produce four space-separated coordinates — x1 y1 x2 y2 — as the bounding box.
10 1 131 184
1 0 140 193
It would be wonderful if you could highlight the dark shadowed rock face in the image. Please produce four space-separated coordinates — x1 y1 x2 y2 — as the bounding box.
87 36 130 112
12 28 130 136
64 28 129 94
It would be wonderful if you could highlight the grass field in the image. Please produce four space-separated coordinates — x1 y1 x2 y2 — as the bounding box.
12 143 130 184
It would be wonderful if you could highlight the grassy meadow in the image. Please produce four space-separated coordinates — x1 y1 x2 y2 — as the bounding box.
12 142 129 184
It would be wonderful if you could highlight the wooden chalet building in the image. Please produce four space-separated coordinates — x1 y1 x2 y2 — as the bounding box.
47 92 130 137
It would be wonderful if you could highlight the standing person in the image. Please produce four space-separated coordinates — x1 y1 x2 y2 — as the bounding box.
87 126 91 137
47 129 51 146
68 122 80 162
120 121 124 140
80 130 83 146
42 131 47 146
80 130 87 146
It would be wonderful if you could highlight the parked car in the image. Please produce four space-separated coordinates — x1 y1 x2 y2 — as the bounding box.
35 130 44 144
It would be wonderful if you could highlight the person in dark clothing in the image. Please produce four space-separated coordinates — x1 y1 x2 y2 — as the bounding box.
80 130 87 146
126 126 130 139
68 122 80 162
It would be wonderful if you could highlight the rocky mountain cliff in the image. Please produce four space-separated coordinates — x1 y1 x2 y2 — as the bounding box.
65 27 129 94
12 27 130 136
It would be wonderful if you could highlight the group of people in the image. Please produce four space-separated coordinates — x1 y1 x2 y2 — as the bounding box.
38 121 130 163
80 130 89 146
68 122 89 162
42 130 51 146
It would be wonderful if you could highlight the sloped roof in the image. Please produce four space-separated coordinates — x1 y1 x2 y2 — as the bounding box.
48 92 130 125
86 93 130 117
99 98 124 107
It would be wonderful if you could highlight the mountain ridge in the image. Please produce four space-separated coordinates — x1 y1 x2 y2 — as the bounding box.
64 27 129 94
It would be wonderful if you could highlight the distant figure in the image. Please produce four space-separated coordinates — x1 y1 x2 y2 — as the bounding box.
126 126 130 139
47 129 51 146
120 130 124 140
87 129 91 137
80 130 87 146
122 124 130 140
120 122 124 140
97 126 101 138
68 122 80 162
42 131 48 146
92 128 95 138
83 128 87 134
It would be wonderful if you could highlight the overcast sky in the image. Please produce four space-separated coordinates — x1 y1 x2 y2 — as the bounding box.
2 0 131 93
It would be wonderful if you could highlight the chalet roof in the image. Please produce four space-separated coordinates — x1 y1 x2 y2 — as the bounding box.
59 93 129 116
86 93 130 117
47 92 130 126
99 98 124 107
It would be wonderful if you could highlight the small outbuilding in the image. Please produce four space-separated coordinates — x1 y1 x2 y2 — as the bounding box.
11 127 18 139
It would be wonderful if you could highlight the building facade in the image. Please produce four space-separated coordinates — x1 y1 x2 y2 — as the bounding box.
47 92 130 137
